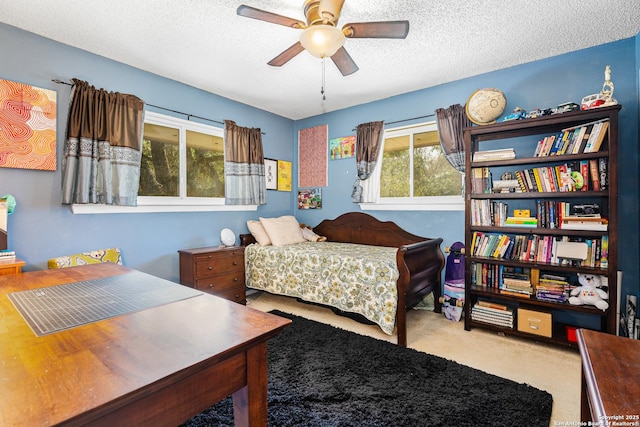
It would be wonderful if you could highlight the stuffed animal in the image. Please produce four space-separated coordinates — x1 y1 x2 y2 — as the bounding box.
569 273 609 311
299 224 327 242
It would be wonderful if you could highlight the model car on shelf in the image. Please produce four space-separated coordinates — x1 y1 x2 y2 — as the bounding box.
501 107 527 121
581 93 607 110
553 102 580 114
525 108 552 119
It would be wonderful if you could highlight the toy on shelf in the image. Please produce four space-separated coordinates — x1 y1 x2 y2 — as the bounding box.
581 65 618 110
501 107 527 122
569 273 609 311
553 102 580 114
525 108 552 119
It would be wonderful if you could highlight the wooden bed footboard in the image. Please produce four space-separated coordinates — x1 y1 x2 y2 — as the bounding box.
242 212 445 347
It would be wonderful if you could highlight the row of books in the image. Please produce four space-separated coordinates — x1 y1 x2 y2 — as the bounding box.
471 167 492 194
471 264 577 304
471 199 609 231
513 158 606 193
536 273 573 303
0 250 15 259
536 200 609 231
469 231 608 267
472 264 536 297
533 119 609 157
471 300 514 328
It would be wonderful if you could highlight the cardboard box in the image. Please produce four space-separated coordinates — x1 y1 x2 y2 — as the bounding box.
517 308 552 337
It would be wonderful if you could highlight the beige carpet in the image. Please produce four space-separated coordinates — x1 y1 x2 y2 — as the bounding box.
247 291 581 427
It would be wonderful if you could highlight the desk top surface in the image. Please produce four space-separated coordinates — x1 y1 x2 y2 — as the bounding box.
0 263 290 426
578 329 640 421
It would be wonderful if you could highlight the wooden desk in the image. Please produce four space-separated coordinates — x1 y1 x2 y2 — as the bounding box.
577 329 640 424
0 263 290 426
0 256 25 275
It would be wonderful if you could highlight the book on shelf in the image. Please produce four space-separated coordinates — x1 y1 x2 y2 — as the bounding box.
584 120 609 153
472 148 516 161
598 157 608 190
499 288 532 298
0 250 16 258
471 303 514 328
600 235 609 268
572 124 593 154
471 167 492 194
561 215 608 231
504 217 537 228
476 300 510 311
579 160 589 191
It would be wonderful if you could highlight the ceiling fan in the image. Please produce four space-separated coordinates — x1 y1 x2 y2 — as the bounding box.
237 0 409 76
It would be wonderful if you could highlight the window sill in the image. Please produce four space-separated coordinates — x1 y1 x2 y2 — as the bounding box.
70 203 258 214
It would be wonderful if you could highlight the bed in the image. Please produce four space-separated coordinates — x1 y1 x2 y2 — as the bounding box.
240 212 444 347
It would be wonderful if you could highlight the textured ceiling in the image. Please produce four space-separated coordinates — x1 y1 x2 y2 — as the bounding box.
1 1 639 120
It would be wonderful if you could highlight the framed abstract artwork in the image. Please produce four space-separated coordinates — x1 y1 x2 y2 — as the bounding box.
329 135 355 159
0 79 57 171
264 158 277 190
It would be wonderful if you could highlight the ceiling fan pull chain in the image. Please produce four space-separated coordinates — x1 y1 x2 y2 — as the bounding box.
321 58 326 100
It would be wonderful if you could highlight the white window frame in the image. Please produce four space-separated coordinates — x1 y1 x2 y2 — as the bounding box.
70 111 257 214
359 121 464 212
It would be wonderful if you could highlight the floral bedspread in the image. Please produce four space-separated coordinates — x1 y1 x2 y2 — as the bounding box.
245 241 399 335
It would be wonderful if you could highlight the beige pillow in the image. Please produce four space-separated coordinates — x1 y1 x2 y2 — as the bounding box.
247 220 272 246
259 215 305 246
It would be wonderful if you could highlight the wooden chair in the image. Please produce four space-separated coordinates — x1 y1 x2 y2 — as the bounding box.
47 248 123 269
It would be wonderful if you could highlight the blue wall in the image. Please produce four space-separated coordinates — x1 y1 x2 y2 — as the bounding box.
1 23 638 302
294 39 640 300
0 23 296 282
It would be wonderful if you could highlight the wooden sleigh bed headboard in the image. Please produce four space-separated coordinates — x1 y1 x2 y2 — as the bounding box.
241 212 445 347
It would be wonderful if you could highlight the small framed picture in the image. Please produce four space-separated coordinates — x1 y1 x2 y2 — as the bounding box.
277 160 292 192
265 158 277 190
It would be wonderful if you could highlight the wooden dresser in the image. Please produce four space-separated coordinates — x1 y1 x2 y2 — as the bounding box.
0 257 25 276
178 246 246 304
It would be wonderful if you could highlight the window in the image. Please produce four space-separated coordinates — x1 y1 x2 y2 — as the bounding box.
70 111 256 214
140 112 225 200
363 122 464 211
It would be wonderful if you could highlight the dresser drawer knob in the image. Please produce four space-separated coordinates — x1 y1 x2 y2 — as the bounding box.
232 261 238 266
208 266 213 270
233 277 238 282
208 283 214 288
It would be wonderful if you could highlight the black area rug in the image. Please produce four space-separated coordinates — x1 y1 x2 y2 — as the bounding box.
183 311 552 427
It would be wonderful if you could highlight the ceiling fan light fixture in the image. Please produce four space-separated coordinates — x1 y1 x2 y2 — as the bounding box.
299 24 345 58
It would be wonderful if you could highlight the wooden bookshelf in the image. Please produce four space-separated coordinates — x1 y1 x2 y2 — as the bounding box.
463 105 621 347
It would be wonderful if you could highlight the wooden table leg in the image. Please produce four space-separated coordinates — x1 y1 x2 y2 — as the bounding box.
233 342 268 427
580 365 591 423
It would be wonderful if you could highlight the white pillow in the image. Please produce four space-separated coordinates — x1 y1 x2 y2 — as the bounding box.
259 215 305 246
247 220 272 246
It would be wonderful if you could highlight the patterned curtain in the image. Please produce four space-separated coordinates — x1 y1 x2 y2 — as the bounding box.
351 121 384 203
435 104 470 173
224 120 266 205
61 79 145 206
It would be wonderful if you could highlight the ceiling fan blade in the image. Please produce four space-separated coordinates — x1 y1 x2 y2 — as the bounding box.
342 21 410 39
237 5 306 29
331 46 359 76
268 42 306 67
318 0 345 23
